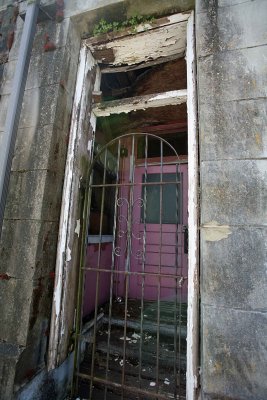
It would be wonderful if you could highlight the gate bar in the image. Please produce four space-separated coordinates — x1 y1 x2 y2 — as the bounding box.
104 139 121 400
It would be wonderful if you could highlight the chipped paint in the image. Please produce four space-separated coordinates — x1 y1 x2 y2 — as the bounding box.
48 46 101 370
88 66 100 152
66 246 72 262
48 47 89 370
150 90 187 101
202 221 232 242
75 219 80 237
54 281 61 317
85 46 97 71
186 12 200 400
87 21 188 67
93 90 187 117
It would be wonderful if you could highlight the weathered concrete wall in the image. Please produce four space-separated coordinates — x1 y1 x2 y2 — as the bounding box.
0 2 80 398
196 0 267 398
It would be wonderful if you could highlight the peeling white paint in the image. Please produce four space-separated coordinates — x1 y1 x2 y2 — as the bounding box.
89 112 96 129
48 46 101 370
87 139 94 153
86 46 97 70
87 21 188 67
66 246 72 262
149 89 187 102
168 13 191 24
94 66 101 92
48 47 91 370
93 89 187 117
54 276 62 317
88 67 101 152
135 12 190 33
186 12 200 400
75 219 81 237
202 221 232 242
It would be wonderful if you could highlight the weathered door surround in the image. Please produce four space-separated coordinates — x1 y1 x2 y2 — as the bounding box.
48 11 199 399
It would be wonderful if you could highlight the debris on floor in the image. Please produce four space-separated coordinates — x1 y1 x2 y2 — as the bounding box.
76 299 187 399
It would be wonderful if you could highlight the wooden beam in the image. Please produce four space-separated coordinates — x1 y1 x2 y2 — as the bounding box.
93 89 187 117
85 16 189 68
100 53 184 74
142 121 188 134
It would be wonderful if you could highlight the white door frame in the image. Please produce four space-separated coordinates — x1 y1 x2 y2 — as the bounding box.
186 12 200 400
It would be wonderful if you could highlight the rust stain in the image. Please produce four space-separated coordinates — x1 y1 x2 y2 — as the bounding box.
7 30 14 51
255 132 262 148
251 79 257 88
213 361 223 373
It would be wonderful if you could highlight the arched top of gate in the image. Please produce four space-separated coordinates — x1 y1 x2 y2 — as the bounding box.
89 132 180 176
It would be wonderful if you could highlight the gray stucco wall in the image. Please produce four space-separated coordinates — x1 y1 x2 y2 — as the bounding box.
0 3 80 398
196 0 267 399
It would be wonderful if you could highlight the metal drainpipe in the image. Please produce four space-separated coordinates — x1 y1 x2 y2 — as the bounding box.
0 0 40 236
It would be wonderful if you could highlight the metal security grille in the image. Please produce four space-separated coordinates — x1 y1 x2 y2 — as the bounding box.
73 133 188 400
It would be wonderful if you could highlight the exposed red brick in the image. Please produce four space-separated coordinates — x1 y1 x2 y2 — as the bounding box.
44 33 56 52
7 30 14 51
0 273 11 280
49 271 55 280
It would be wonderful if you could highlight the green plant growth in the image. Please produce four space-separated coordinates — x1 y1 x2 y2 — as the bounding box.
93 14 155 36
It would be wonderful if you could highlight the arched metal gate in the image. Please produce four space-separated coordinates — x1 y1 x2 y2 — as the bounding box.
72 133 188 399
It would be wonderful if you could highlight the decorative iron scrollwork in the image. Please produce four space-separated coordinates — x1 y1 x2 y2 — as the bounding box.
114 197 144 260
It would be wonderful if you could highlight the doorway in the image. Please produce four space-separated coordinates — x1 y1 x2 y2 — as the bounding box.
48 11 198 400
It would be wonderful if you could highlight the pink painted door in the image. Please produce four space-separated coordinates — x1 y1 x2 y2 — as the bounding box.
116 162 188 302
130 163 188 302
